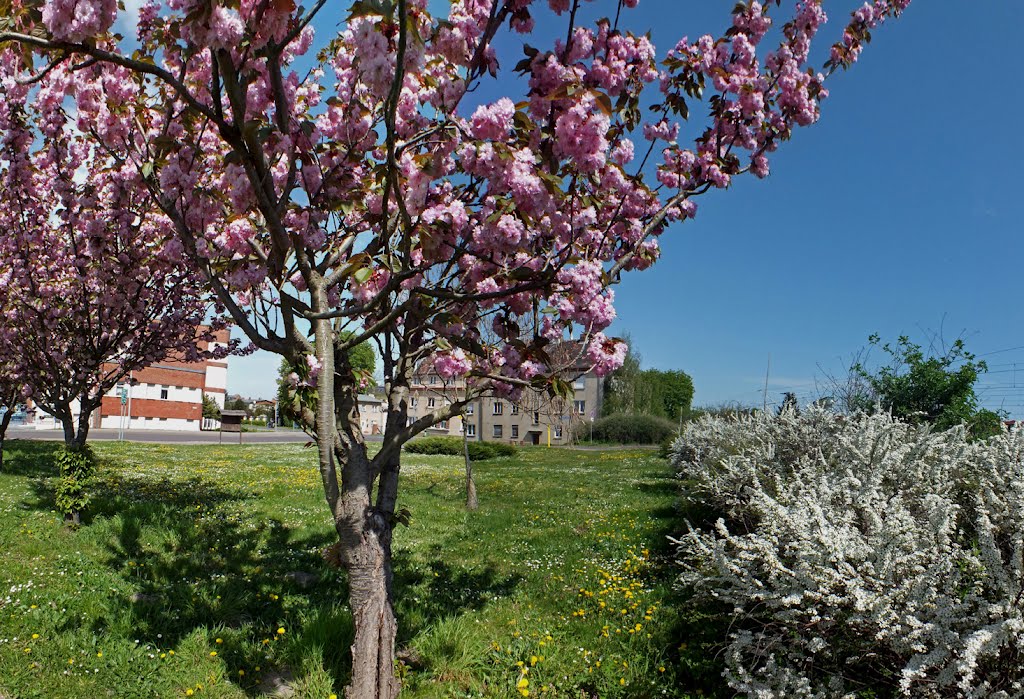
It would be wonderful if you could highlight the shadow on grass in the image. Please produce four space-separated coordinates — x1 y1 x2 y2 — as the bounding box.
633 461 733 697
393 545 523 646
1 439 61 478
12 455 524 696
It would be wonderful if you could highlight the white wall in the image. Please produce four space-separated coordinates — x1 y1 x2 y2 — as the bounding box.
100 415 201 431
206 365 228 392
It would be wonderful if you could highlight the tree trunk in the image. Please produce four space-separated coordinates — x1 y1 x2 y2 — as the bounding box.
58 411 91 449
343 515 400 699
463 428 478 510
0 409 11 471
60 413 77 448
57 402 93 525
326 347 402 699
334 445 401 699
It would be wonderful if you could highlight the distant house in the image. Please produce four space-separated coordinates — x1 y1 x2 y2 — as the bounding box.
359 394 387 435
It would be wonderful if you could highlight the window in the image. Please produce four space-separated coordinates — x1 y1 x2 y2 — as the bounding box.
511 404 519 415
533 411 540 425
427 397 436 408
437 419 448 429
511 425 519 439
410 397 418 408
465 404 474 416
466 424 476 437
554 426 563 439
408 416 416 426
493 402 503 415
160 388 169 400
574 380 585 390
430 375 438 385
492 424 503 438
574 400 586 414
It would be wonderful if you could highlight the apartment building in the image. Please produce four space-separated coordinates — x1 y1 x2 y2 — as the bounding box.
402 342 603 445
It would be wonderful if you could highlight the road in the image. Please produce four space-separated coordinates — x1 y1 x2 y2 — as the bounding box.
4 426 328 445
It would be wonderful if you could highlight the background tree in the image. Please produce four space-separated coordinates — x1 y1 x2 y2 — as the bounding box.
278 335 376 431
853 333 1001 438
201 394 222 420
602 335 644 416
0 60 222 451
815 345 878 413
602 339 694 422
1 0 912 694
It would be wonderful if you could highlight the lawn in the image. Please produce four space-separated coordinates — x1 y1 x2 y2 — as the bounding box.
0 440 714 698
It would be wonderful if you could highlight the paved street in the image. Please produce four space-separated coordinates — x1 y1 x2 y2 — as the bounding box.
5 425 323 445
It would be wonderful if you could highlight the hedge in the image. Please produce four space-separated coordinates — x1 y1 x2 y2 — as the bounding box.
404 436 517 460
590 413 677 445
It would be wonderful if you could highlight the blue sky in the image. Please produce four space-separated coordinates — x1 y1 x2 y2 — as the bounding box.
229 1 1024 415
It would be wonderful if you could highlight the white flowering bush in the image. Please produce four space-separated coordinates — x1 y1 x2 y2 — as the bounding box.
670 408 1024 697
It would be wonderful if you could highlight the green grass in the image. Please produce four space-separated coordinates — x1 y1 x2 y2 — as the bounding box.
0 440 720 698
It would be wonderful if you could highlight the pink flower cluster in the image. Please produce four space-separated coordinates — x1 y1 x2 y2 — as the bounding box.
42 0 116 42
433 349 472 380
13 0 912 408
587 333 628 377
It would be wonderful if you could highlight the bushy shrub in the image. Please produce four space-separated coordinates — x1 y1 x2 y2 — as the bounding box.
670 408 1024 697
54 444 96 525
404 436 516 460
590 413 676 445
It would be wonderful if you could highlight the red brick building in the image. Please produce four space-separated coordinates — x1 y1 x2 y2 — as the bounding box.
34 327 230 432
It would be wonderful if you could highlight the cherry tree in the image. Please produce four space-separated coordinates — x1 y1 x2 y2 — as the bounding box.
1 0 911 694
0 53 222 452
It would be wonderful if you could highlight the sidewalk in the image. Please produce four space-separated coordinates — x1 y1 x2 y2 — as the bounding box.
5 426 315 445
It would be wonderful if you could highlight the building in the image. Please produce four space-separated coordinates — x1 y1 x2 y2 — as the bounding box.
33 327 230 432
468 371 601 445
403 342 603 445
359 393 388 435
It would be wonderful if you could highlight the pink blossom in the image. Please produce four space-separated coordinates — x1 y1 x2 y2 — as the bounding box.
433 349 472 380
42 0 117 42
469 97 516 141
587 333 628 377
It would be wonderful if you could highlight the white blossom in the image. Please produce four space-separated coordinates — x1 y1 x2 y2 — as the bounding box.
671 408 1024 697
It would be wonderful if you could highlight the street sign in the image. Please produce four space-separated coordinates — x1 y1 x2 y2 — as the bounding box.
119 387 128 405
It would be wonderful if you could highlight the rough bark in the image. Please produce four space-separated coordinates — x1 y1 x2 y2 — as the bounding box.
319 337 402 699
335 439 400 699
341 504 400 699
463 427 478 511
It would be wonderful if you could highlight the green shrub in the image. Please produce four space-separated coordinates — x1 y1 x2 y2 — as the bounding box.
54 444 96 524
404 436 516 460
658 432 679 459
590 413 677 445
